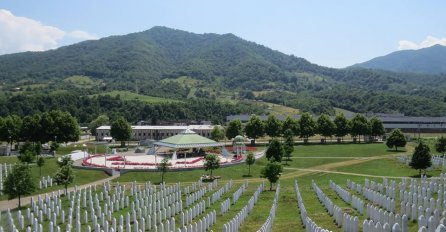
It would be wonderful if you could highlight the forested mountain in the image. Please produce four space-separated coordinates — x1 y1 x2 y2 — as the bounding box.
354 44 446 74
0 26 445 120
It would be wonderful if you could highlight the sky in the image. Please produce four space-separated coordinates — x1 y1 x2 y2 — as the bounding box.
1 1 445 68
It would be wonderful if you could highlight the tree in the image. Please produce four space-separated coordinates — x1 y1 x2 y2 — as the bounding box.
204 154 220 179
20 114 41 142
36 156 45 176
3 163 35 208
334 113 350 141
283 129 294 165
89 115 110 137
210 126 225 142
110 117 132 147
386 128 407 151
317 113 335 142
226 120 243 140
244 115 264 145
264 115 282 138
299 112 316 143
245 152 256 176
40 110 80 143
435 136 446 157
18 141 41 163
369 116 385 140
350 114 370 143
0 115 22 154
409 142 432 176
54 165 74 195
57 155 74 167
282 116 299 136
18 150 35 164
157 157 169 183
265 139 284 162
261 162 283 190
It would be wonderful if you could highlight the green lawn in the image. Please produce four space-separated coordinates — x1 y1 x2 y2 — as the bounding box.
0 155 109 201
2 142 441 232
294 143 402 157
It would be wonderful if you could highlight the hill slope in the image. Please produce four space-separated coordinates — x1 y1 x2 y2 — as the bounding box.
0 26 445 116
354 44 446 74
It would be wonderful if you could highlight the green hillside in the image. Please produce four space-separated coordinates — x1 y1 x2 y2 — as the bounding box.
0 26 445 116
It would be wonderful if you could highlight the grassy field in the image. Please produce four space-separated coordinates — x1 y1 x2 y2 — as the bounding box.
90 90 183 104
2 142 442 231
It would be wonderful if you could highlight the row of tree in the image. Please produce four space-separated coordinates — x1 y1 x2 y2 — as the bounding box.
224 112 385 144
0 110 80 147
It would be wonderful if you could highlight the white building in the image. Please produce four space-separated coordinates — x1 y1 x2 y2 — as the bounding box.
96 125 215 141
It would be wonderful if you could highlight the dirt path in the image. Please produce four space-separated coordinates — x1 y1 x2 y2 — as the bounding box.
0 175 119 212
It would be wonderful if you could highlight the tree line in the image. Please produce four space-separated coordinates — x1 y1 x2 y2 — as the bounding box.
223 112 386 145
0 110 80 147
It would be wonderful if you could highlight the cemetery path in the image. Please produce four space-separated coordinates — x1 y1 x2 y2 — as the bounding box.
0 175 118 211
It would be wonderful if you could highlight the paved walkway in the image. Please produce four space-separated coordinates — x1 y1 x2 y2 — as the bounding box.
0 175 119 211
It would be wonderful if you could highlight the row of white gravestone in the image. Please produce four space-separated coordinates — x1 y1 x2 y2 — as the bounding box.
366 203 408 232
256 183 280 232
330 180 364 214
312 180 360 232
10 180 186 232
178 209 216 232
182 179 205 195
312 180 334 215
431 155 446 168
0 163 12 196
363 219 405 232
417 213 446 231
181 200 206 227
39 176 53 189
220 198 231 215
211 180 233 204
399 189 442 210
330 180 351 203
186 189 206 208
363 187 396 213
221 182 265 232
232 182 247 205
400 197 445 221
294 180 308 225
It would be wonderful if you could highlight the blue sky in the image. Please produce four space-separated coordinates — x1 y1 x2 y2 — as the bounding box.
1 0 445 68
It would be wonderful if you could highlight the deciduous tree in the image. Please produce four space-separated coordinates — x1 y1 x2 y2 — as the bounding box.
334 113 350 141
386 128 406 151
409 142 432 176
157 158 169 183
226 120 243 140
245 152 255 176
264 115 282 138
317 113 335 141
299 112 316 143
204 154 220 179
369 116 385 140
110 116 132 147
265 139 284 162
350 114 370 143
283 129 294 164
3 163 35 208
244 115 264 145
261 162 283 190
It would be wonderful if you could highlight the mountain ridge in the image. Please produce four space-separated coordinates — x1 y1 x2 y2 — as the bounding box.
0 26 445 117
353 44 446 74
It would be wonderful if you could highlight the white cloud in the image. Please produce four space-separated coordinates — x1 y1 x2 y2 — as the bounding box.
68 30 98 40
0 9 97 55
398 36 446 50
